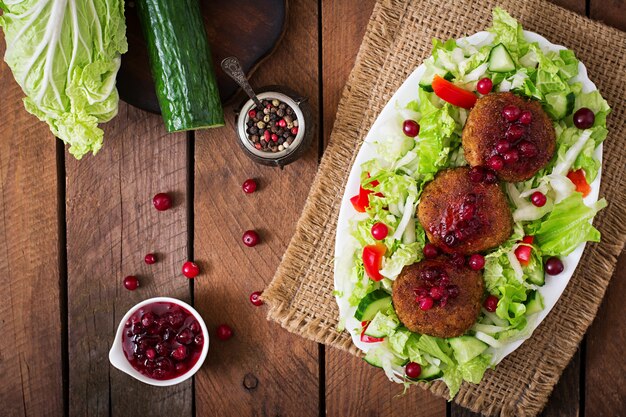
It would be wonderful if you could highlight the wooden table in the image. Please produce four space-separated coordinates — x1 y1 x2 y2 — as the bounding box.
1 1 624 416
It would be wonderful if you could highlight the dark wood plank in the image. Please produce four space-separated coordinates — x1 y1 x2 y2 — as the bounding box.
65 103 192 416
320 1 446 415
590 0 626 31
585 252 626 416
0 36 64 417
192 0 320 415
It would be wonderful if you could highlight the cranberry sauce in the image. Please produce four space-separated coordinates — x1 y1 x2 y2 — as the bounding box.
122 302 204 380
413 266 460 310
432 192 483 250
488 105 538 172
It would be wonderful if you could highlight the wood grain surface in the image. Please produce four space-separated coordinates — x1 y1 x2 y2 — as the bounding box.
0 39 64 417
64 104 191 416
0 0 624 416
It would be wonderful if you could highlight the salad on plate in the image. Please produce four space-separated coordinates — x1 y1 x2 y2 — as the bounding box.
333 8 610 398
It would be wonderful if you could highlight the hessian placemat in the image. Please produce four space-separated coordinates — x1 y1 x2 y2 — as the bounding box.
262 0 626 415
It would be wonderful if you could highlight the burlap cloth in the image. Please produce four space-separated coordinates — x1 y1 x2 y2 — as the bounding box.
263 0 626 415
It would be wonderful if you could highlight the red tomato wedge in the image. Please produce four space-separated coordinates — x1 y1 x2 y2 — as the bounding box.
567 169 592 197
362 243 386 282
515 236 534 266
350 194 366 213
432 75 478 109
349 177 383 213
360 321 384 343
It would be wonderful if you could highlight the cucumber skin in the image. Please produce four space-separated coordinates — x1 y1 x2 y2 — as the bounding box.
137 0 224 132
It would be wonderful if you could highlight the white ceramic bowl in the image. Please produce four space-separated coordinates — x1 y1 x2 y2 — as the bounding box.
109 297 209 386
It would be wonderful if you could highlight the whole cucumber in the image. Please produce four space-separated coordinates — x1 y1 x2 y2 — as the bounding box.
136 0 224 132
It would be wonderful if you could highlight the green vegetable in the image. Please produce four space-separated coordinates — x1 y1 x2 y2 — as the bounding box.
364 311 399 338
354 289 392 321
525 290 544 315
136 0 224 132
449 336 488 364
488 44 516 73
0 0 128 159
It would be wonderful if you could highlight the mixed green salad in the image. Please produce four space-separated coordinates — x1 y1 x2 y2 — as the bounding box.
335 9 609 398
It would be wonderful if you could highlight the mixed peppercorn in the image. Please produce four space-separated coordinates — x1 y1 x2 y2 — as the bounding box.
245 99 299 153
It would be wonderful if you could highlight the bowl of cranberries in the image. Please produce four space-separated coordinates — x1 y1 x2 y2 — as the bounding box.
109 297 208 386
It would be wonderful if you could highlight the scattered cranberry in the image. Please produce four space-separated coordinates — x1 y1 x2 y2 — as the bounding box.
182 261 200 279
450 253 465 267
518 140 538 158
248 109 257 118
291 127 299 135
531 191 547 207
519 111 532 125
405 362 422 379
152 193 172 211
242 230 260 247
484 170 498 184
371 222 389 240
447 285 460 298
468 254 485 270
278 119 287 128
242 178 257 194
189 320 201 334
573 108 595 129
171 345 188 361
468 166 485 183
545 257 564 275
484 295 499 312
123 275 139 291
216 324 233 341
418 296 434 311
146 348 156 360
487 155 504 171
402 120 420 137
144 253 156 265
502 105 521 122
505 124 525 142
495 139 511 154
503 149 520 165
429 286 445 300
194 335 204 345
476 78 493 95
423 243 439 259
176 328 194 345
249 291 264 306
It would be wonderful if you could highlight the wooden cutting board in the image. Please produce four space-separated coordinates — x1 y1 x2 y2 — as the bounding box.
117 0 287 114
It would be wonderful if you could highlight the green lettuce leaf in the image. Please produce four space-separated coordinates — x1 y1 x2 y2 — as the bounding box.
0 0 128 159
490 8 529 61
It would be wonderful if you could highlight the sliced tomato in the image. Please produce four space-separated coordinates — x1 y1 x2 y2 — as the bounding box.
432 74 478 109
360 321 384 343
567 169 591 197
515 236 534 266
363 243 386 282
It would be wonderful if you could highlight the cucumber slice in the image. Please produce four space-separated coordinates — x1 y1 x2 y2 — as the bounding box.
449 336 488 364
363 348 407 369
544 91 575 120
526 266 545 286
525 290 545 315
364 311 399 338
488 44 516 73
354 289 392 321
417 363 442 381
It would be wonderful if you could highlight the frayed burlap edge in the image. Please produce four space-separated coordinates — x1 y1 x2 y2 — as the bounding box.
263 0 626 416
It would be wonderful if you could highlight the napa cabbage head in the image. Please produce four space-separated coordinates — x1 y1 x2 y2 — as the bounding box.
0 0 128 159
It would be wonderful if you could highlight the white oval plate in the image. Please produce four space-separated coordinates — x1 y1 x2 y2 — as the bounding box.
333 30 602 366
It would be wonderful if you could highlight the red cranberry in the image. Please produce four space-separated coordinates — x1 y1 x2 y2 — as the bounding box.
423 243 439 259
242 230 260 247
518 140 538 158
152 193 172 211
484 295 499 312
144 253 156 265
464 193 477 205
503 149 520 165
194 335 204 345
176 328 193 345
484 170 498 184
171 345 188 361
519 111 532 125
420 268 440 282
439 295 449 307
189 320 201 334
167 312 185 328
487 155 504 171
444 232 457 247
418 296 434 311
495 139 511 155
414 286 429 298
502 105 521 122
248 109 257 118
249 291 264 306
405 362 422 379
242 179 257 194
531 191 547 207
468 254 485 270
447 285 460 298
291 127 299 135
141 312 156 327
450 253 465 267
216 324 233 341
182 261 200 279
371 222 389 240
123 275 139 291
476 78 493 95
545 257 564 275
175 363 186 373
438 272 450 288
468 166 485 183
458 203 476 222
429 286 445 301
402 120 420 137
505 124 525 141
573 108 595 129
